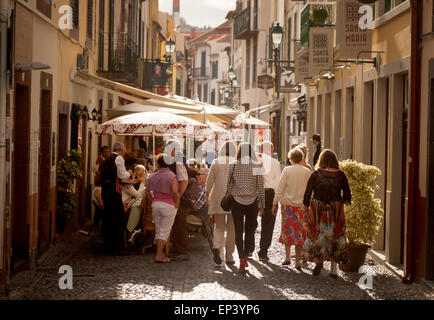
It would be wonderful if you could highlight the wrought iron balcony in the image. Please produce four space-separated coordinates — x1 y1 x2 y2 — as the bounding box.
233 7 258 40
193 67 210 79
98 42 139 85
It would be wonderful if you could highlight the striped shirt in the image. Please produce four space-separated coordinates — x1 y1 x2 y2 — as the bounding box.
227 158 265 208
194 185 207 210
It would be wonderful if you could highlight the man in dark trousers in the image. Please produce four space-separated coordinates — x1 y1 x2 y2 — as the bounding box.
312 133 321 167
165 139 191 261
257 141 281 261
100 142 132 255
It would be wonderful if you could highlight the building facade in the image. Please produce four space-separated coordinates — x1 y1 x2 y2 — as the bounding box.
0 0 175 294
188 21 231 106
301 0 432 283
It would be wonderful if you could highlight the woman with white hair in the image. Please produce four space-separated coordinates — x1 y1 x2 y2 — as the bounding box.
206 140 237 267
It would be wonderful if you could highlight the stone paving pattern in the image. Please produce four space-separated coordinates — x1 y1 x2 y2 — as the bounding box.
2 213 433 300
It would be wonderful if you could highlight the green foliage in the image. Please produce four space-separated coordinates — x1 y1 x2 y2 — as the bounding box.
310 7 329 25
340 160 384 246
57 150 83 219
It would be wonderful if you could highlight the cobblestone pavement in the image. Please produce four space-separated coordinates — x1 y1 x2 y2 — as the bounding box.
2 212 433 300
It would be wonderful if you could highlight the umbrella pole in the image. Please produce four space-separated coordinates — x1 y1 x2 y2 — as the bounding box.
153 129 156 170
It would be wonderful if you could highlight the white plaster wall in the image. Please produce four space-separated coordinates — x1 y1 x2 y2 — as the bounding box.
31 16 59 194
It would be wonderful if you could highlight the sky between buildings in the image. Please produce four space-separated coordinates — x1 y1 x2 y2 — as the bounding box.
159 0 236 28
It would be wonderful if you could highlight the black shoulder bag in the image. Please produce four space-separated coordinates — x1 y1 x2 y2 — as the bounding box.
220 163 236 211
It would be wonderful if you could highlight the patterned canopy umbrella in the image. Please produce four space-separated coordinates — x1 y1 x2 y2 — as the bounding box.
195 121 233 140
95 111 210 136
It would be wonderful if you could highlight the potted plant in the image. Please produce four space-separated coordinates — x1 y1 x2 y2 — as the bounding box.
339 160 384 272
56 150 83 234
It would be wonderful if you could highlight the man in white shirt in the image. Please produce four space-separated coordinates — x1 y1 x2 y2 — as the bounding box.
256 141 282 261
202 137 216 168
100 142 133 255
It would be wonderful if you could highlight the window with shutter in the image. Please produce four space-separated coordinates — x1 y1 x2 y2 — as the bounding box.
98 0 105 70
432 0 434 32
87 0 93 38
253 37 257 88
246 40 251 89
70 0 79 40
37 0 51 19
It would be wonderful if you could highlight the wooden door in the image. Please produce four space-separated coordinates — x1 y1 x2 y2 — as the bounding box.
12 82 31 274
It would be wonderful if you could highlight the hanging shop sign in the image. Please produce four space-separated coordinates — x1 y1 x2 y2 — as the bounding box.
309 26 334 76
337 0 373 58
295 42 309 84
278 66 297 93
146 60 167 86
257 74 274 90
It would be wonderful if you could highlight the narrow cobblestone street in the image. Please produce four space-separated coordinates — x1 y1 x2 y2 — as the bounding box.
2 213 433 300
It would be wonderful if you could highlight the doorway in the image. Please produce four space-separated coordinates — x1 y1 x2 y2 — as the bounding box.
426 73 434 280
12 83 31 274
400 74 409 265
324 93 331 149
38 88 52 254
345 87 354 160
316 95 322 136
334 90 342 158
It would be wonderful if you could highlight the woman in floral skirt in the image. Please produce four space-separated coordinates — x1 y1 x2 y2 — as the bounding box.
303 149 351 278
272 148 311 269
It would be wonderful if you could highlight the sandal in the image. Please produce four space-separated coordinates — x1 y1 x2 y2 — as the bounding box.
282 260 291 266
155 256 171 263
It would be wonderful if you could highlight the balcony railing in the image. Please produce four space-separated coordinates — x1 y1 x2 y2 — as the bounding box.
98 41 139 85
233 7 258 40
193 67 210 79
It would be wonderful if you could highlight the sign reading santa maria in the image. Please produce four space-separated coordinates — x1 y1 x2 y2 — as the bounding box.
337 0 373 58
309 27 334 76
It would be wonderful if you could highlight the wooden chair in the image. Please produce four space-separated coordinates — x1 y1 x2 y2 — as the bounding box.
141 193 170 256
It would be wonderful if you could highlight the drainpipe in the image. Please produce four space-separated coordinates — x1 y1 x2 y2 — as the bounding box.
0 0 9 295
403 0 422 284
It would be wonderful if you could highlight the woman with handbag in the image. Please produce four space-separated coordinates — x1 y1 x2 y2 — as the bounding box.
225 142 265 273
206 140 237 267
303 149 351 278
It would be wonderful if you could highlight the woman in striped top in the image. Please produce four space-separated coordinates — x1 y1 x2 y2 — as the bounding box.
226 142 265 273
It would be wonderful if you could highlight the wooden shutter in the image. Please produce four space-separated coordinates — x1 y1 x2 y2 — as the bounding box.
37 0 51 19
87 0 93 38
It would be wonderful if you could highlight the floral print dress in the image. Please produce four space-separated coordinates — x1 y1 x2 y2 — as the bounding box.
302 169 351 264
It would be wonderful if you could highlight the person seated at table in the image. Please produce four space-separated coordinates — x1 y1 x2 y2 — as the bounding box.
189 167 215 257
124 165 147 243
145 154 180 263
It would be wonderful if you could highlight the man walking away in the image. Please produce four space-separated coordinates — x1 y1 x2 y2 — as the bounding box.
257 141 282 262
100 142 133 255
166 139 191 261
312 134 321 167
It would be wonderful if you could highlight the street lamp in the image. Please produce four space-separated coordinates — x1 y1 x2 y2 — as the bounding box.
228 66 236 81
271 22 284 99
271 22 284 48
164 38 176 65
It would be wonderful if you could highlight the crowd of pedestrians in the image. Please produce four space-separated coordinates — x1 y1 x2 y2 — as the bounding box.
92 133 351 278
